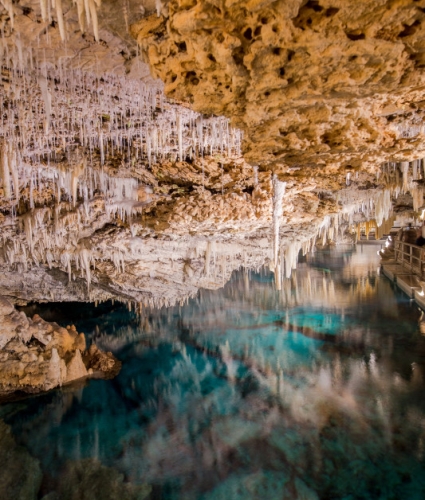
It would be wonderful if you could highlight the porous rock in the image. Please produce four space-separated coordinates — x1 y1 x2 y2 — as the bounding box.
132 0 425 171
0 297 121 398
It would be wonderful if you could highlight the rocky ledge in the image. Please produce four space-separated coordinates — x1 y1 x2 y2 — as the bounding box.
0 296 121 399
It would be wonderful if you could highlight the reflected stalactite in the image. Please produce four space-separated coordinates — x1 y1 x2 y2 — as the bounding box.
4 246 425 499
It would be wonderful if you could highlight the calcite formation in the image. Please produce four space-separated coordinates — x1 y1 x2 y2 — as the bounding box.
131 0 425 172
0 295 120 397
0 0 422 313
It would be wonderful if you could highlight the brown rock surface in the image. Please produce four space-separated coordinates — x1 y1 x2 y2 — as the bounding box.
132 0 425 170
0 296 121 398
84 344 122 377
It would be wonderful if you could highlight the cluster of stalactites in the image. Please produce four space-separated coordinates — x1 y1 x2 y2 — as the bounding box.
392 122 424 140
0 0 101 42
0 61 242 171
1 201 128 293
0 154 146 292
381 159 425 212
337 188 393 228
271 185 396 288
0 145 140 210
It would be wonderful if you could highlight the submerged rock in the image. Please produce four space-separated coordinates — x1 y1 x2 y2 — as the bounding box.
43 458 151 500
0 420 42 500
0 296 121 398
83 344 122 378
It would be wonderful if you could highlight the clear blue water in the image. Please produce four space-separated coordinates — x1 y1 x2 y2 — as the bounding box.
2 245 425 499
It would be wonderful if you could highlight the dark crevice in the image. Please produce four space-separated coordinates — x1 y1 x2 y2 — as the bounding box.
346 32 365 41
232 46 245 66
243 27 253 40
176 41 187 52
399 20 421 38
306 1 324 12
185 71 199 85
325 7 339 17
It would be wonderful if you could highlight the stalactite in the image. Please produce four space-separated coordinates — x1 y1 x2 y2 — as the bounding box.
0 62 241 170
253 165 258 186
88 0 99 42
55 0 67 42
272 175 286 270
0 142 11 199
0 0 14 30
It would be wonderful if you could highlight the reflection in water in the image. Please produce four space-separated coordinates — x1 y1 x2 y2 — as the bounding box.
2 245 425 499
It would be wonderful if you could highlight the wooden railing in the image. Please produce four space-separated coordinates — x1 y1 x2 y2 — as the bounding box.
394 240 425 279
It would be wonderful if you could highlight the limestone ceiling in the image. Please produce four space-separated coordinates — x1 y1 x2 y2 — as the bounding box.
0 0 422 305
131 0 425 172
0 0 154 77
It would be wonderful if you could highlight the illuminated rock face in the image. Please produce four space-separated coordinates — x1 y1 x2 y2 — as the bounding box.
0 295 120 397
131 0 425 170
0 0 422 309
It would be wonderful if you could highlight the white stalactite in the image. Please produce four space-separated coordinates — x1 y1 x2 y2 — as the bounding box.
88 0 99 42
39 0 48 21
55 0 67 42
272 175 286 270
1 143 11 200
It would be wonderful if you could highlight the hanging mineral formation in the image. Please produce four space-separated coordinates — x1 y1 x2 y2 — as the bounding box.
272 175 286 270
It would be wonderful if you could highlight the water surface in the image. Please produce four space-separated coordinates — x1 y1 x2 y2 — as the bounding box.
2 245 425 500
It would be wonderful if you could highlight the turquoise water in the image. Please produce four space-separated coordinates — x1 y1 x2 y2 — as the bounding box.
2 245 425 499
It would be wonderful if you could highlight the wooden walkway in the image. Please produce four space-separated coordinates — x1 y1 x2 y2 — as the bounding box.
381 240 425 309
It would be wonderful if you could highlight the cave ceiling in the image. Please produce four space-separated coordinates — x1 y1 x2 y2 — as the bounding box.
0 0 422 304
132 0 425 171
